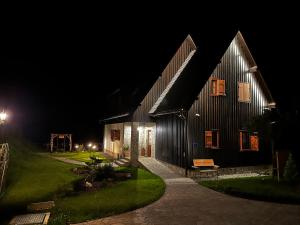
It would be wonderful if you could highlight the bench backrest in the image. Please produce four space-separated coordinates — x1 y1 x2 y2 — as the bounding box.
193 159 214 167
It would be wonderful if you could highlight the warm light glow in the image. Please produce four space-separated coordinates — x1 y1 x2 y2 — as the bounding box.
233 38 267 110
195 113 200 117
0 111 7 121
92 145 97 149
75 144 79 149
88 143 92 147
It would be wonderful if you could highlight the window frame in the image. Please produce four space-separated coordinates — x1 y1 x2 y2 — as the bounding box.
238 82 251 103
239 130 259 151
210 78 226 96
205 129 220 149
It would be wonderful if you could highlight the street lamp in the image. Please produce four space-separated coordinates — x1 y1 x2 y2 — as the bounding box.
0 111 8 143
0 111 7 124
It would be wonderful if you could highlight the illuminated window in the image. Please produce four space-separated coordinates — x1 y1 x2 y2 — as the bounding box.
210 78 226 96
205 130 219 148
240 131 259 151
238 82 251 102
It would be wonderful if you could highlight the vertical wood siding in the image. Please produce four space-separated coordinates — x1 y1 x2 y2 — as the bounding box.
155 114 186 167
132 35 196 122
187 35 271 167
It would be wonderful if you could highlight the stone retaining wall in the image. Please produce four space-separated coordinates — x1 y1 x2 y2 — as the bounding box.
159 160 272 178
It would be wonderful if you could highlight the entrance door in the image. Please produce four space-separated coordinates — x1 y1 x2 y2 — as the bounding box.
146 130 152 157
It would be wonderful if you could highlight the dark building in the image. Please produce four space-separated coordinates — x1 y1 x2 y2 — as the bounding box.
102 31 275 169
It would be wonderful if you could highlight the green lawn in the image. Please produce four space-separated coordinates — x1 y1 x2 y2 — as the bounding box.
49 151 110 163
0 138 165 225
50 167 165 224
200 176 300 204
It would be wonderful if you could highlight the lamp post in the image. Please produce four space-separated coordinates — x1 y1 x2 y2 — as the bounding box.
270 120 279 182
0 111 7 143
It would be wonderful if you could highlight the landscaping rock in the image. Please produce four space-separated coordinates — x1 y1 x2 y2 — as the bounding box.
85 181 93 188
27 201 55 212
115 172 132 180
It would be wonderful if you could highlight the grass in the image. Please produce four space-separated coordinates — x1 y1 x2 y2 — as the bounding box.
50 167 165 224
200 176 300 204
0 137 165 225
0 137 79 224
49 151 110 163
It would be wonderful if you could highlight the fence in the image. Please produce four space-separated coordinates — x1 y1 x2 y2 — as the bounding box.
0 143 9 194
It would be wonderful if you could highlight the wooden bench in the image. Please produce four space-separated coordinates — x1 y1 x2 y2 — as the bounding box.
191 159 219 178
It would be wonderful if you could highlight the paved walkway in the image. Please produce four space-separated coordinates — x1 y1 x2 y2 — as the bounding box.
51 156 87 166
73 158 300 225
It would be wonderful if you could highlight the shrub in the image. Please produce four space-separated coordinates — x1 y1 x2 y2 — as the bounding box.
95 164 115 181
283 153 299 183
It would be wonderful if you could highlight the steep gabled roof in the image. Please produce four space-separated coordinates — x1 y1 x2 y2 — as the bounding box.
153 31 274 114
149 36 196 113
132 35 197 121
102 30 275 123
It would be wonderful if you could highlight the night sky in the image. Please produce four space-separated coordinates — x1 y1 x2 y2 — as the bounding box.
0 4 299 145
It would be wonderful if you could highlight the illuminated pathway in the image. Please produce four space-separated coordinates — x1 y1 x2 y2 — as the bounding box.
73 158 300 225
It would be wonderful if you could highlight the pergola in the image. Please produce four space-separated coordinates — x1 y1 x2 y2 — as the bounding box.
50 133 72 152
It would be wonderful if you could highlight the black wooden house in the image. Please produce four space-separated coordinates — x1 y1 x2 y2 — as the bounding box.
102 31 275 168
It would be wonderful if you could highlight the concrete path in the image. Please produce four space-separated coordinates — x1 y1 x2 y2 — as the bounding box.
51 156 87 166
73 158 300 225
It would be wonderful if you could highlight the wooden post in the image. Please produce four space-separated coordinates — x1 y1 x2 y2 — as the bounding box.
56 136 58 150
63 135 66 151
69 134 72 151
50 134 53 152
276 151 280 183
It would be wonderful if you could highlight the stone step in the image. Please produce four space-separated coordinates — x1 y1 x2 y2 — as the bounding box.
115 160 126 166
119 158 130 163
10 212 50 225
115 159 130 167
111 162 119 167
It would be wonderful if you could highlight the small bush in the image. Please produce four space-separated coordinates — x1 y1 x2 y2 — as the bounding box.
283 153 299 183
95 164 115 181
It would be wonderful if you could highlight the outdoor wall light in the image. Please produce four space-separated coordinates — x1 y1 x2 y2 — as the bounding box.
75 144 79 149
88 143 92 147
92 145 97 149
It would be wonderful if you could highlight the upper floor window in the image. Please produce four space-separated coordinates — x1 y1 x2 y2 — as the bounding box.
238 82 251 102
205 130 219 149
210 78 226 96
240 131 259 151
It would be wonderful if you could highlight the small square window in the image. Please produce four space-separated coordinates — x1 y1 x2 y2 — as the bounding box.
238 82 251 102
205 130 219 148
240 131 259 151
210 78 226 96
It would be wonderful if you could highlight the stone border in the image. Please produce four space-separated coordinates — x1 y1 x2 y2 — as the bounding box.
158 160 272 177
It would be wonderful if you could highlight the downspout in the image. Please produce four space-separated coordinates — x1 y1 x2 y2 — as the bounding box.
184 110 189 177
